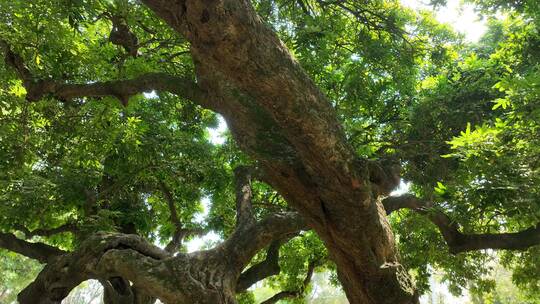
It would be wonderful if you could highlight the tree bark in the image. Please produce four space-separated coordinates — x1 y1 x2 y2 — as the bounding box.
18 205 305 304
16 233 236 304
4 154 304 304
101 277 156 304
2 2 538 303
140 1 417 303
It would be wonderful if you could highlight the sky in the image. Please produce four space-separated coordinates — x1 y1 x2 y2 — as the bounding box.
401 0 487 42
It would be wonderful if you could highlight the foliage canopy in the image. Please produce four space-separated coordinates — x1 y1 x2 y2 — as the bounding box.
0 0 539 303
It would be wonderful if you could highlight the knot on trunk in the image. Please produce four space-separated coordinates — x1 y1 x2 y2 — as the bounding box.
366 159 401 197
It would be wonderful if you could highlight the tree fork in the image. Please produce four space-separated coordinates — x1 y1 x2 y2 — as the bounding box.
17 169 306 304
140 1 418 302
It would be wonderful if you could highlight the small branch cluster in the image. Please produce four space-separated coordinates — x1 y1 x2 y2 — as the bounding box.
383 194 540 254
159 180 207 253
260 258 320 304
0 39 207 107
13 222 79 238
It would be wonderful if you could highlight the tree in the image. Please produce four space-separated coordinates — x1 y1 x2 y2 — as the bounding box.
0 0 538 304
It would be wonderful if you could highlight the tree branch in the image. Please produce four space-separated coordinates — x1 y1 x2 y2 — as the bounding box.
19 231 293 304
236 239 282 292
157 180 209 253
260 259 318 304
222 165 308 273
0 232 66 263
14 222 78 238
17 233 170 304
1 39 209 108
159 180 181 231
0 39 32 83
234 166 256 228
142 0 357 194
158 180 184 253
225 211 307 275
383 194 540 254
165 227 208 253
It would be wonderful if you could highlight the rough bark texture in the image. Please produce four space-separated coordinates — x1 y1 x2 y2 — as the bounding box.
139 1 417 303
2 1 539 302
0 113 304 304
17 211 305 303
17 233 169 304
101 277 156 304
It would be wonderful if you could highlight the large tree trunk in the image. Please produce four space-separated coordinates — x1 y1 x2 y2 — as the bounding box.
140 1 417 303
262 162 415 303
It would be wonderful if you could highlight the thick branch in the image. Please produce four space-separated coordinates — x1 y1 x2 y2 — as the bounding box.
261 290 300 304
234 166 256 228
383 195 540 254
180 227 208 239
165 227 208 253
0 232 65 263
382 194 426 215
1 39 209 107
225 165 307 273
48 73 205 105
236 240 282 292
18 233 170 304
224 211 307 274
164 230 185 254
